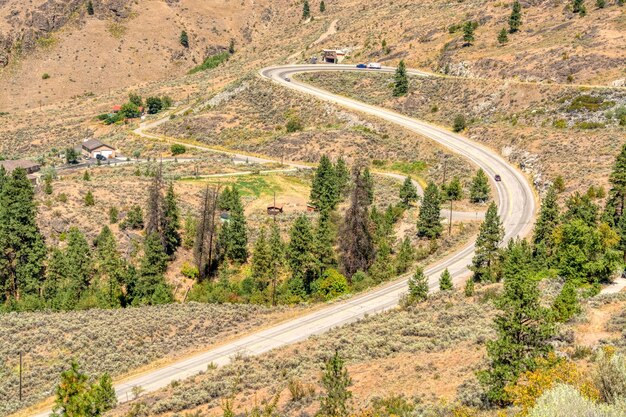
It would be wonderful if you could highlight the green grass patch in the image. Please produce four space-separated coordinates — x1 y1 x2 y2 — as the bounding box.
389 160 427 176
567 95 615 112
188 52 230 75
574 121 605 130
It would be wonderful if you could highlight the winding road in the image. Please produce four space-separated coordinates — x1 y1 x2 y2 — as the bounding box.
33 65 535 416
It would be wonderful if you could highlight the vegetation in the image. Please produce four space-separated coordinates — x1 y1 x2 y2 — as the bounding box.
319 351 352 417
180 30 189 48
470 168 491 203
509 1 522 33
188 52 230 75
393 60 409 97
453 114 466 132
417 182 442 239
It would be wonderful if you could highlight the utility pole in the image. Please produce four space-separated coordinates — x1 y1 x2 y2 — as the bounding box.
19 351 22 402
449 199 453 235
442 158 448 185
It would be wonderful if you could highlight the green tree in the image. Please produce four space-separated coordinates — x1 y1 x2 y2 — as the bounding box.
533 185 559 264
605 144 626 260
320 0 326 12
552 281 580 322
319 351 352 417
182 212 197 250
563 191 598 227
334 157 350 197
120 102 141 119
408 266 429 301
399 176 419 207
471 202 504 282
445 176 463 201
120 205 143 230
93 226 125 308
180 30 189 48
83 170 91 181
128 92 142 107
65 148 79 164
393 60 409 97
146 96 163 114
479 239 555 405
572 0 586 15
395 236 415 274
223 187 248 263
417 182 442 239
509 1 522 33
302 0 311 19
310 155 339 211
315 210 337 271
251 227 273 292
64 227 93 304
84 190 95 206
463 21 475 45
439 268 453 291
596 0 606 7
498 27 509 45
86 0 94 16
269 222 286 304
170 144 186 156
464 277 475 296
91 374 117 415
453 114 466 132
470 168 491 203
288 215 318 296
108 206 118 224
0 168 47 304
130 232 172 305
369 240 395 283
44 176 53 195
162 183 181 257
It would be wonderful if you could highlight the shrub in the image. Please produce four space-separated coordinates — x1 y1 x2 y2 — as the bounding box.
567 95 614 112
188 52 230 75
42 73 50 80
120 205 144 230
574 121 605 129
313 269 349 300
594 348 626 404
288 378 315 401
527 384 626 417
552 119 567 129
171 144 186 156
453 114 466 132
286 116 303 133
84 191 95 206
108 206 119 224
181 262 199 280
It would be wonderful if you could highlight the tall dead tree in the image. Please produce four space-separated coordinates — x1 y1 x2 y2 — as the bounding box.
194 184 222 280
146 163 164 237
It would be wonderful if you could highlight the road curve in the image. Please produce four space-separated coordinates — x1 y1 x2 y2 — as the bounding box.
33 65 535 417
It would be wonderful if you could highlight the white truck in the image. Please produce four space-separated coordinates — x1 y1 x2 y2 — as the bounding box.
367 62 382 69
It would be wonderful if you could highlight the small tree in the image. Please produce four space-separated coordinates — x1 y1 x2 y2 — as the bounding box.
470 168 491 203
180 30 189 48
552 282 580 322
470 202 504 282
319 351 352 417
128 93 143 107
393 60 409 97
399 176 419 207
229 38 236 54
302 0 311 19
445 176 463 201
453 114 466 132
84 190 95 207
65 148 79 164
596 0 606 7
395 236 415 274
170 144 186 156
86 0 95 16
417 182 442 239
572 0 586 15
83 170 91 181
463 21 475 45
509 1 522 33
408 266 429 301
439 268 453 291
320 0 326 12
108 206 119 224
498 28 509 45
464 278 475 296
146 96 163 114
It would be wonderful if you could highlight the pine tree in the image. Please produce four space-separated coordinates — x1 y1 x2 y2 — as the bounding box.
596 0 606 8
369 240 395 283
563 191 598 227
479 239 555 405
463 21 475 45
269 222 286 305
470 169 491 203
572 0 586 15
408 266 429 301
533 185 559 264
288 215 318 295
302 0 311 19
224 187 248 263
182 212 197 250
162 183 181 257
83 170 90 181
393 60 409 97
399 176 419 207
310 155 339 211
552 281 580 322
334 157 350 197
439 268 453 291
180 30 189 48
84 190 95 206
315 210 337 271
509 1 522 33
497 27 509 45
65 228 93 303
417 182 443 239
108 207 118 224
146 164 164 237
395 236 415 274
471 202 504 282
86 0 94 16
91 373 117 415
0 168 47 304
606 144 626 260
251 227 273 292
319 351 352 417
445 176 463 201
94 226 125 308
363 167 374 205
320 0 326 12
339 167 375 278
464 278 475 296
131 232 172 305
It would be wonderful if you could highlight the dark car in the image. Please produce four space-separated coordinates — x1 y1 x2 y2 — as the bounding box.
95 154 107 161
356 63 367 69
284 77 291 82
494 174 502 182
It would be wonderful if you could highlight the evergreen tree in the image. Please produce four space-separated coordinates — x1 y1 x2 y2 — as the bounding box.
44 176 53 195
471 202 504 282
479 239 555 405
339 167 375 278
315 210 337 271
463 21 475 45
224 187 248 263
162 183 181 257
108 207 118 224
498 27 509 45
393 60 409 97
320 0 326 12
572 0 586 15
128 92 142 107
417 182 443 239
288 215 318 295
182 212 197 250
464 277 475 297
131 232 172 305
508 1 522 33
470 169 491 203
91 373 117 415
86 0 95 16
363 167 374 205
251 227 273 292
552 281 580 322
146 164 164 237
369 240 395 283
334 157 350 197
180 30 189 48
269 222 286 305
84 190 95 206
399 176 419 207
596 0 606 8
408 266 429 301
439 268 453 291
65 228 93 303
563 191 598 227
0 168 47 304
93 226 125 308
605 144 626 260
302 0 311 19
319 351 352 417
395 236 415 274
445 176 463 201
310 155 339 211
83 170 91 181
533 185 559 264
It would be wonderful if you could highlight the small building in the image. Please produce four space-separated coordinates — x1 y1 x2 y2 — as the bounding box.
81 138 117 159
267 204 284 215
0 160 41 184
321 49 346 64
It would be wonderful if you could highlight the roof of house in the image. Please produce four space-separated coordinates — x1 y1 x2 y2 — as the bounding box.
82 138 115 152
112 105 122 112
0 160 40 173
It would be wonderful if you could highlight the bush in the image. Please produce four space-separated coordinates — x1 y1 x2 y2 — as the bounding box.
567 95 614 112
552 119 567 129
181 262 199 280
286 116 303 133
313 269 349 300
42 73 50 80
120 205 144 230
146 96 163 114
575 121 605 129
171 144 186 156
453 114 466 132
527 384 626 417
594 348 626 404
188 52 230 75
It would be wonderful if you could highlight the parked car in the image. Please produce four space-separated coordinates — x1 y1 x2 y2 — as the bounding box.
356 63 367 69
284 77 291 82
367 63 382 69
95 154 107 161
494 174 502 182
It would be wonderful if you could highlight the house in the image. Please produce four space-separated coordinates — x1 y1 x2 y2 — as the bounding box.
0 160 41 184
81 138 117 159
321 49 346 64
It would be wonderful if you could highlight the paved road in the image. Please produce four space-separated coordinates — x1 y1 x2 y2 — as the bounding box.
32 65 535 417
